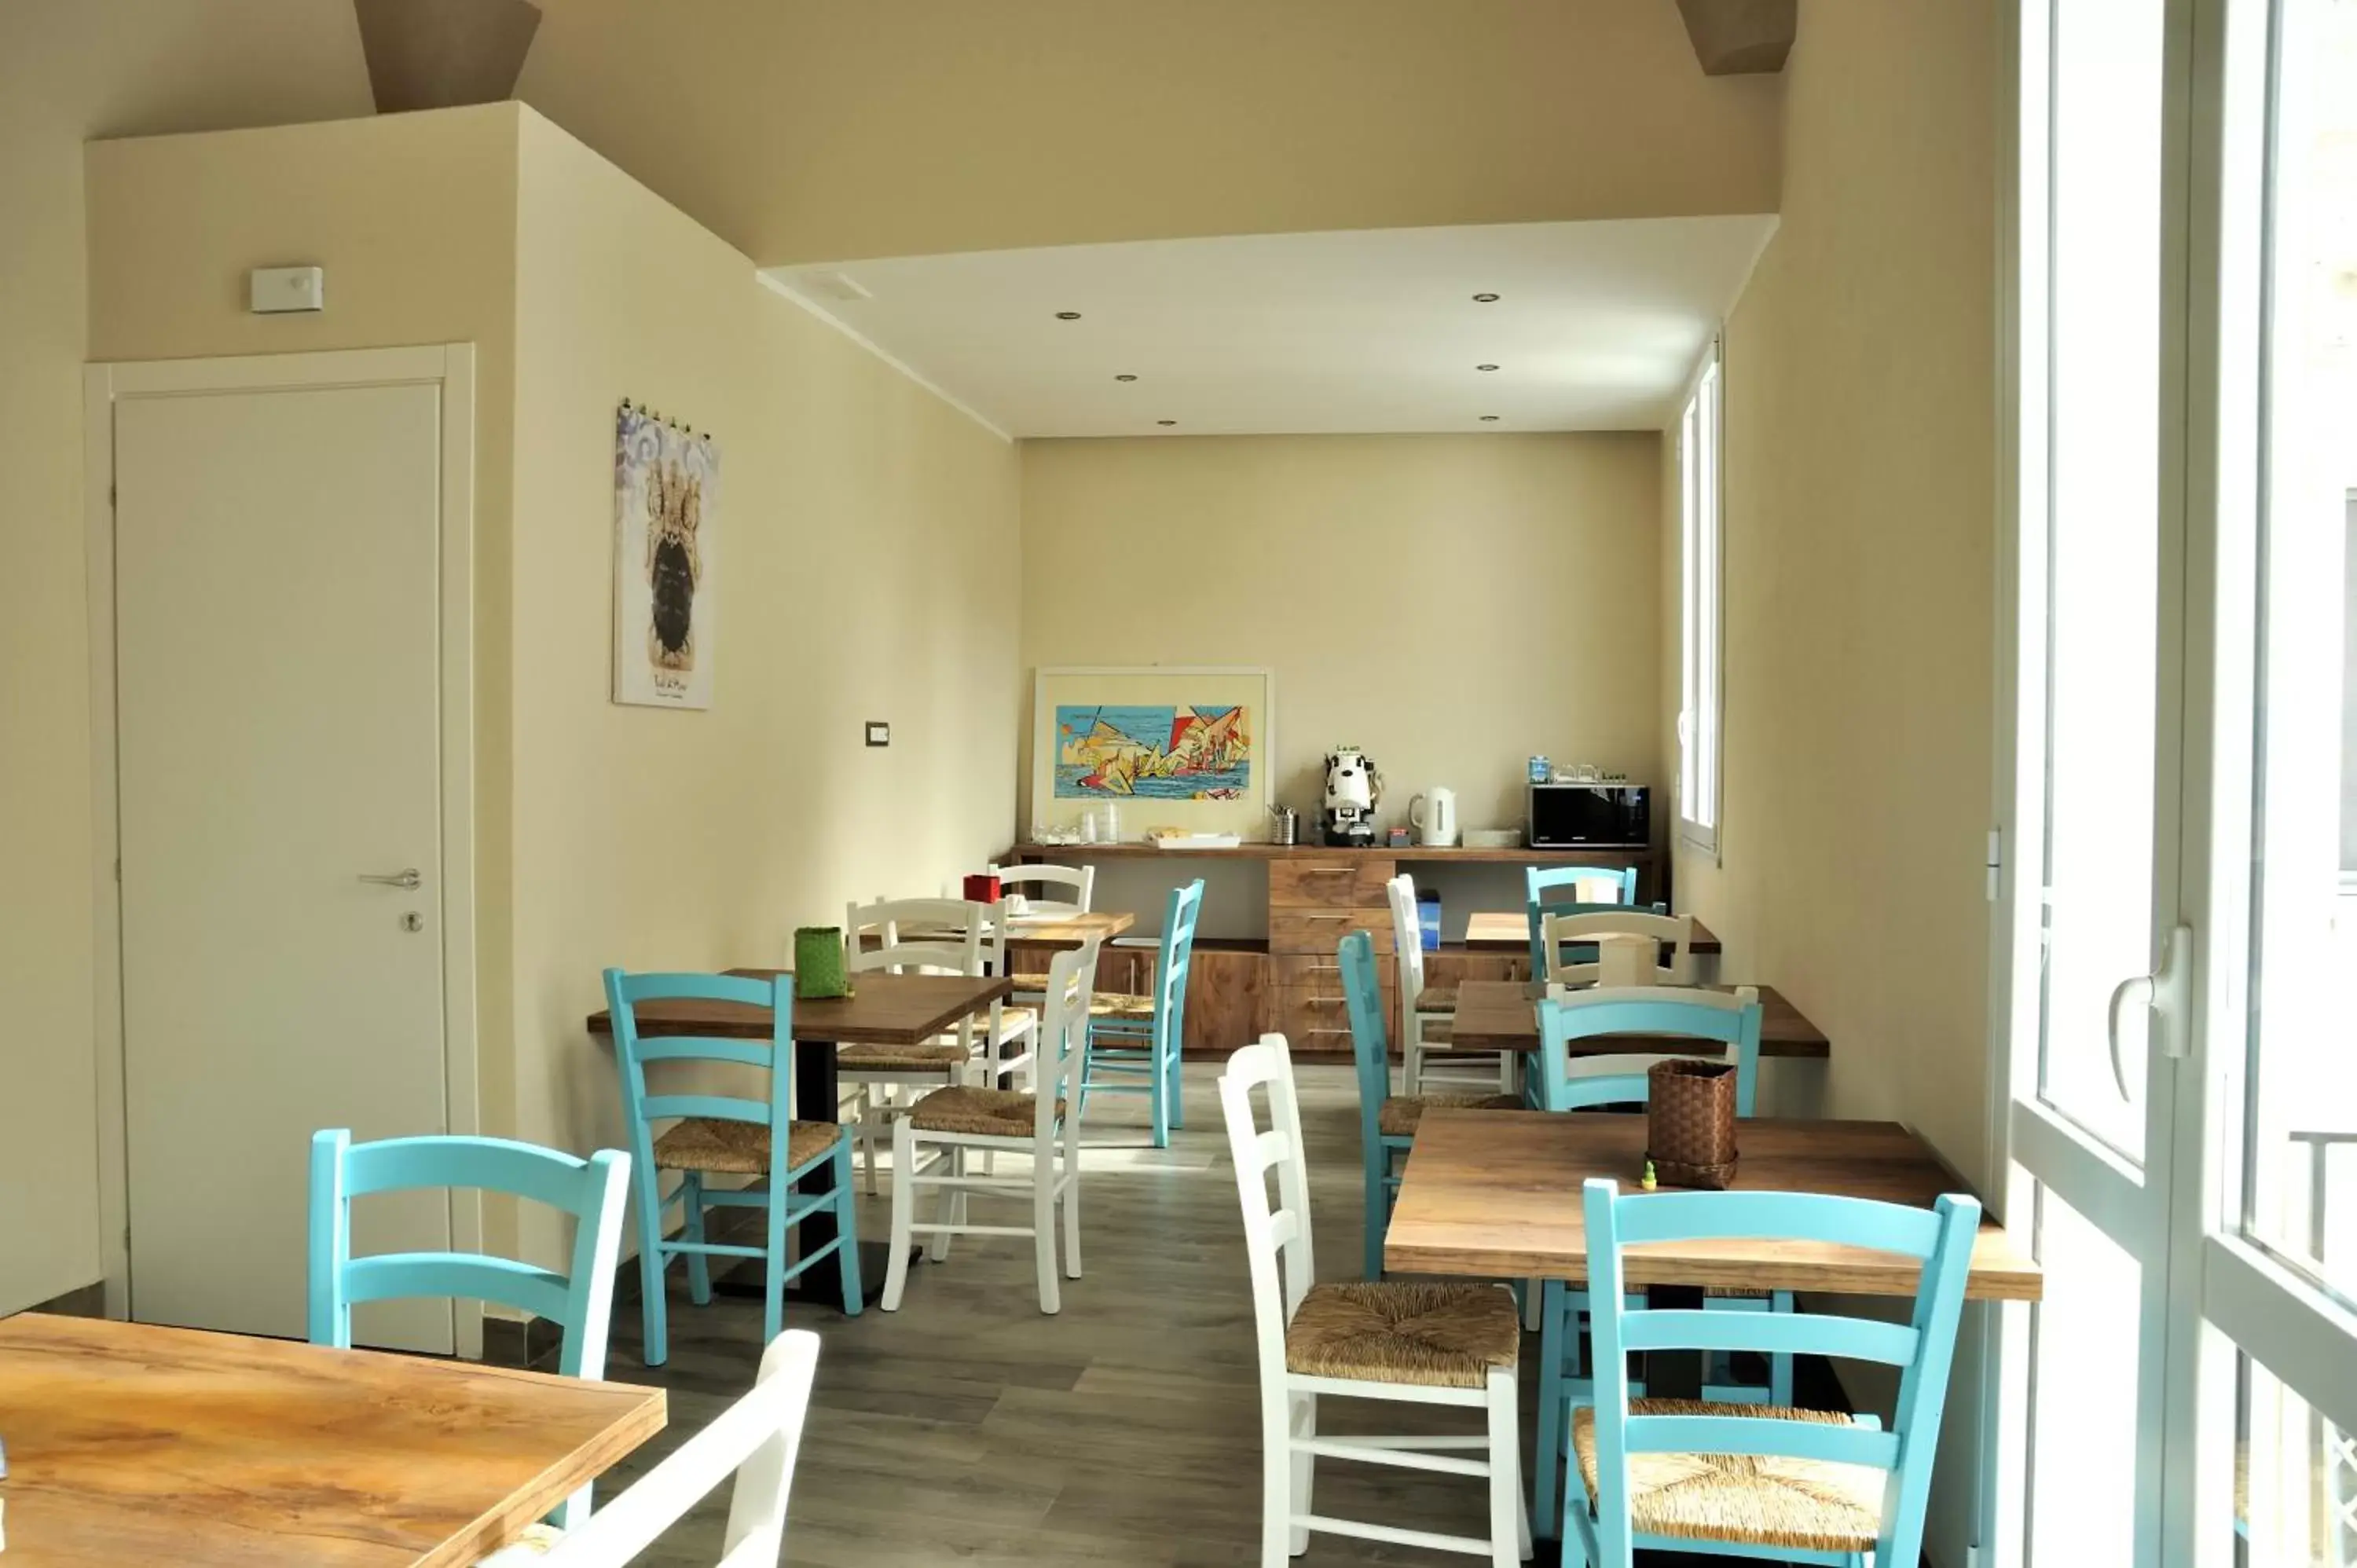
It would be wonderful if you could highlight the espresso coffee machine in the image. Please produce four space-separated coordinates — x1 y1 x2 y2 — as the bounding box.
1321 746 1383 848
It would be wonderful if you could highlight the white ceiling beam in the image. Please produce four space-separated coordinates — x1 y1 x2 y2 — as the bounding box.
1673 0 1796 76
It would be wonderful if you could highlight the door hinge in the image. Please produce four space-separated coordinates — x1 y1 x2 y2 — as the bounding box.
1984 827 2003 902
113 858 121 882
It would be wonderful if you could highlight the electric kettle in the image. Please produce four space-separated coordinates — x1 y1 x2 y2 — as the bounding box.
1409 787 1459 848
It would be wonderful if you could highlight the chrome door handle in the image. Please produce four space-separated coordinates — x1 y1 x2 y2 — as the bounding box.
359 868 423 889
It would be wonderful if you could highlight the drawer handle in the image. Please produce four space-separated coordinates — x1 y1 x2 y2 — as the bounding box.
1301 913 1351 923
1296 962 1342 973
1300 866 1357 876
1299 1027 1352 1038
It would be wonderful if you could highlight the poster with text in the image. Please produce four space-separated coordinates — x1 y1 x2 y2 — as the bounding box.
614 405 718 709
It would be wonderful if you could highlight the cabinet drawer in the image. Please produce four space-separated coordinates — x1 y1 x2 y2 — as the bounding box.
1270 951 1395 995
1269 856 1396 909
1268 907 1395 954
1273 987 1366 1053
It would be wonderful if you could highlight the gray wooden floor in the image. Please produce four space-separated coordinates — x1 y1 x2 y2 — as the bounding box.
593 1064 1778 1566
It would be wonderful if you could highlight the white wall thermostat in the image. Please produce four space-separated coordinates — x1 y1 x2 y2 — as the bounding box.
249 266 325 314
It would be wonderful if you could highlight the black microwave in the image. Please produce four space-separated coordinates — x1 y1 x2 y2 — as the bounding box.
1528 783 1651 848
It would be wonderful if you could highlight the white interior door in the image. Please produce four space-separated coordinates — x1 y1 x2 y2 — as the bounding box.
115 374 453 1350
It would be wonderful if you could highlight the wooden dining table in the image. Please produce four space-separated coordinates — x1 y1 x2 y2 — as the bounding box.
1387 1108 2040 1400
1464 908 1723 956
0 1312 665 1566
585 968 1010 1307
1442 977 1831 1058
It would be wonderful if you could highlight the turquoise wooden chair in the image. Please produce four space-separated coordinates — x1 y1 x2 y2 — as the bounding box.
1523 863 1647 980
1337 928 1519 1280
1530 984 1782 1541
1563 1178 1981 1566
308 1127 630 1530
1080 877 1203 1147
603 969 862 1367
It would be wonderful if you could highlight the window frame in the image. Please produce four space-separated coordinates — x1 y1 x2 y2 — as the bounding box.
1677 335 1725 859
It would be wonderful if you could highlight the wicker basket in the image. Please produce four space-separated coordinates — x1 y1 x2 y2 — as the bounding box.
1645 1058 1738 1189
792 926 852 1000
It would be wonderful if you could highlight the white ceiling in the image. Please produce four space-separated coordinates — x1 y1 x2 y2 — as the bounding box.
761 216 1777 440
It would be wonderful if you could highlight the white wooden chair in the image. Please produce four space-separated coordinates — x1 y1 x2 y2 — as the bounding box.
1219 1034 1531 1566
838 898 1034 1194
990 861 1094 916
1387 874 1512 1097
1538 910 1698 988
529 1329 819 1568
881 936 1098 1314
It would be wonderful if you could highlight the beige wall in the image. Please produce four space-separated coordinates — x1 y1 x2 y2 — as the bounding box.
506 112 1022 1271
84 104 1021 1277
0 0 368 1316
1021 434 1662 836
519 0 1783 265
1662 4 1999 1560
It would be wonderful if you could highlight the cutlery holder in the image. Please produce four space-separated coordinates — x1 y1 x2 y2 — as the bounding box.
1645 1058 1738 1189
793 926 852 1000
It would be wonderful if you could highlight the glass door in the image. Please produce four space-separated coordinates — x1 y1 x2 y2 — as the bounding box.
2179 0 2357 1559
2002 1 2357 1564
2000 0 2186 1560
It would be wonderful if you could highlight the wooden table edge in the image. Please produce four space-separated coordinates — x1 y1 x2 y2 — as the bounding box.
425 1379 668 1568
582 970 1014 1042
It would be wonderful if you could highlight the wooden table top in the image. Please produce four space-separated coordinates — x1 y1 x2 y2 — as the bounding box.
0 1313 665 1567
1385 1111 2040 1301
998 909 1135 947
585 969 1011 1045
1464 909 1723 955
1442 978 1830 1058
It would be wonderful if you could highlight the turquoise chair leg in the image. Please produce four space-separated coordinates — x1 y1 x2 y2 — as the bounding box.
762 1171 790 1346
1362 1147 1387 1280
1149 1043 1170 1149
1165 1034 1184 1130
1535 1278 1566 1541
681 1172 712 1306
834 1141 864 1317
635 1167 670 1368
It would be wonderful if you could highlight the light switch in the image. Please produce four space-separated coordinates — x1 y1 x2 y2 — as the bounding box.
865 721 890 747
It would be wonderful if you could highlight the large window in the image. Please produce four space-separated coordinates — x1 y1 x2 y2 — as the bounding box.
1677 340 1723 856
1996 1 2357 1563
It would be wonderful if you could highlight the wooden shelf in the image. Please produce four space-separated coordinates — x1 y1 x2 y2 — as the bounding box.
1004 841 1653 866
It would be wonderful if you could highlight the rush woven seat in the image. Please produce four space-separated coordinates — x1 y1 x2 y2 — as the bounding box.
838 1041 971 1071
652 1117 841 1176
1375 1092 1522 1138
1571 1399 1883 1553
1284 1281 1520 1390
1087 991 1157 1019
905 1085 1065 1138
1413 986 1459 1014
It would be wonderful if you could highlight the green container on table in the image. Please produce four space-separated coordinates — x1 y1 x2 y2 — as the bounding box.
793 926 851 1000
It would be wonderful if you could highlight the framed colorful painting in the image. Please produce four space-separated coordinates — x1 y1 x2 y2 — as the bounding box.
613 403 719 709
1029 666 1275 840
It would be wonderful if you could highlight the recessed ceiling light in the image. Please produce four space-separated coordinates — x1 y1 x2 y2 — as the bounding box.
1055 310 1083 321
1472 292 1501 303
1476 364 1500 372
1479 415 1501 422
1115 373 1138 382
1157 419 1177 427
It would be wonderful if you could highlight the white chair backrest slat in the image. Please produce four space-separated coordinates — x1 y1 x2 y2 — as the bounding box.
989 862 1094 918
1384 874 1426 1005
1033 937 1101 1138
540 1330 819 1568
1541 910 1697 986
1218 1035 1318 1389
